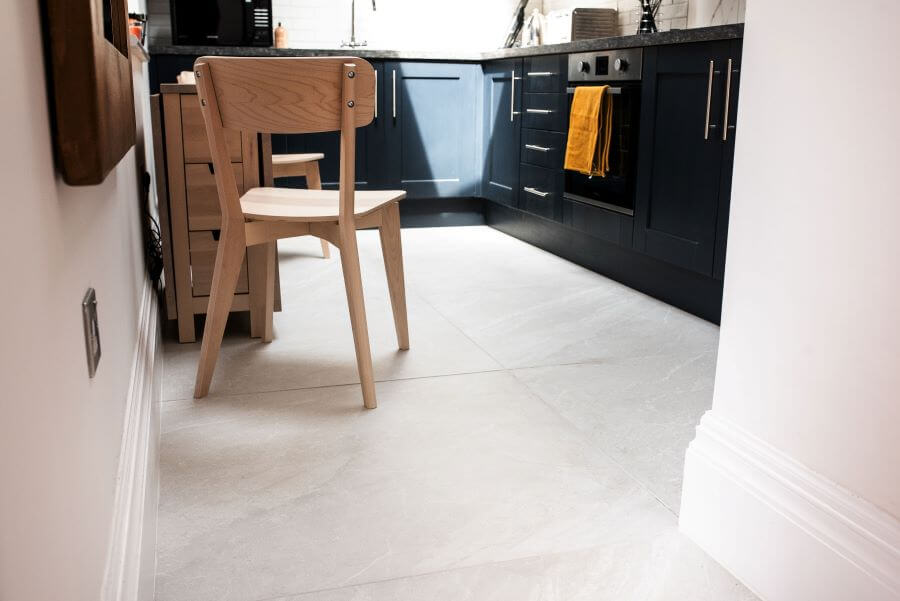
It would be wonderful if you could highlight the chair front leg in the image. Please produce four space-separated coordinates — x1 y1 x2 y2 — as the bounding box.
379 202 410 350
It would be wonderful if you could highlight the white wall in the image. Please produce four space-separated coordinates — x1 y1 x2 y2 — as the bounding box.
0 3 152 601
711 0 899 522
681 0 900 599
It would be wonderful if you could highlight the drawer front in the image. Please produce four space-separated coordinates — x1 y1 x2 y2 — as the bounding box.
524 55 566 93
181 95 242 163
185 163 245 230
523 93 568 132
563 198 635 246
519 164 563 221
521 129 566 170
188 231 249 297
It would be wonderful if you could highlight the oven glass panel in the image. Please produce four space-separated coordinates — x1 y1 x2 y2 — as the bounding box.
565 83 641 215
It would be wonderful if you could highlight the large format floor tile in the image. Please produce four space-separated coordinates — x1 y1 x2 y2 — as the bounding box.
513 351 718 513
157 226 752 601
277 526 756 601
157 371 672 601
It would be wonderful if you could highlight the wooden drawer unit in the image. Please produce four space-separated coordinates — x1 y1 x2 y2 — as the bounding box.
189 231 250 297
155 84 280 343
523 93 568 132
185 162 245 230
181 94 242 163
519 164 563 221
524 55 566 94
522 129 566 169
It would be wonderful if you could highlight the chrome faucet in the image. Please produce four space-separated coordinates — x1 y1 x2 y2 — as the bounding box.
341 0 376 47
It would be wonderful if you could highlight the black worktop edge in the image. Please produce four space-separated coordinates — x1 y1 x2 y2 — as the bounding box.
149 24 743 61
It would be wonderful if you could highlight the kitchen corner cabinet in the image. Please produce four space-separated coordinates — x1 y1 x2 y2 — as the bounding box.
482 59 523 207
383 61 481 198
633 40 741 278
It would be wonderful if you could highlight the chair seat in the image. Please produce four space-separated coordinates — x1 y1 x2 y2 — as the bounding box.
241 187 406 222
271 152 325 165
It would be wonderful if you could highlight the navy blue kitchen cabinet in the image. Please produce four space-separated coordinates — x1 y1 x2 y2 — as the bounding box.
481 59 523 207
633 40 741 277
272 61 386 190
382 61 481 198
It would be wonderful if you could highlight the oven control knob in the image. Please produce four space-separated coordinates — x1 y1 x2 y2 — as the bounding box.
614 58 629 72
578 60 591 74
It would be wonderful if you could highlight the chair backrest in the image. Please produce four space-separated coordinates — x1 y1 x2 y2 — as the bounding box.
193 56 375 233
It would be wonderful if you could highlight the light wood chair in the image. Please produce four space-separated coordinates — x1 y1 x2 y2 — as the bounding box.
193 56 409 408
272 152 332 259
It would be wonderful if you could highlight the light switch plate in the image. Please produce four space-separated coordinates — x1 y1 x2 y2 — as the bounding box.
82 288 101 378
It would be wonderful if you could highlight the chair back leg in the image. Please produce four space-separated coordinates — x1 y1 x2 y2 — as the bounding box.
305 161 332 259
338 227 377 408
194 227 246 397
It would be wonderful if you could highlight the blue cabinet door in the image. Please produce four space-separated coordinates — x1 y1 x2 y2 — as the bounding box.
272 60 385 190
482 59 523 207
383 62 480 198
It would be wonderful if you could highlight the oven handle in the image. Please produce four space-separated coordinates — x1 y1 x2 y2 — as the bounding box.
566 86 622 94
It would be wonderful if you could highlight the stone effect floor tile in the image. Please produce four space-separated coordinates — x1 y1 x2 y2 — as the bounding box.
156 226 754 601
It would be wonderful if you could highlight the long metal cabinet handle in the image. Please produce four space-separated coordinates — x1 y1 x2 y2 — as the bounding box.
722 58 733 141
526 108 553 114
392 69 397 119
704 60 714 140
527 71 553 77
374 70 378 119
525 144 551 152
524 186 549 197
510 70 515 122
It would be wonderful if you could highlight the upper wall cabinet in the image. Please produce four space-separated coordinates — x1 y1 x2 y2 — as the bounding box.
482 59 523 207
383 62 481 198
633 40 741 277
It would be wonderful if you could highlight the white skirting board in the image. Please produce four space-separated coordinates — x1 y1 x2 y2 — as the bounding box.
680 411 900 601
101 280 162 601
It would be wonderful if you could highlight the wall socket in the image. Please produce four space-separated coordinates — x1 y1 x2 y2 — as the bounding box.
82 288 101 378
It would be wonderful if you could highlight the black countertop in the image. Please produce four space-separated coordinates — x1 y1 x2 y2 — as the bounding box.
150 24 743 61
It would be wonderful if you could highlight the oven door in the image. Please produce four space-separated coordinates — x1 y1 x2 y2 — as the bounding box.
564 82 641 216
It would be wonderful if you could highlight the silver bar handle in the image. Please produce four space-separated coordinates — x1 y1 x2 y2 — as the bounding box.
527 71 553 77
704 60 714 140
374 70 378 119
510 70 515 122
524 187 549 197
392 69 397 119
565 86 622 94
525 144 551 152
526 108 553 114
722 58 733 141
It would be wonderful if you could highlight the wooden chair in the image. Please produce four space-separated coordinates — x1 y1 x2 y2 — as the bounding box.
271 152 332 259
193 56 409 408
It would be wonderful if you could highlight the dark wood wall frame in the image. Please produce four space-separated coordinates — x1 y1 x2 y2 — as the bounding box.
44 0 136 185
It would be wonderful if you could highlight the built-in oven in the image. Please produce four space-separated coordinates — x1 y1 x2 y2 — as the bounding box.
564 48 643 216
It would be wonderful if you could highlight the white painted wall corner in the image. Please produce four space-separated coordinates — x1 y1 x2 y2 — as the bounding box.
680 411 900 601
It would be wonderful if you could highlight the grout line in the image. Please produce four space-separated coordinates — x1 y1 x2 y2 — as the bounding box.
506 365 681 519
159 365 510 404
243 538 653 601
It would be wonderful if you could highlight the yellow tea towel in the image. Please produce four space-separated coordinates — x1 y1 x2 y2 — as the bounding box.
563 86 613 177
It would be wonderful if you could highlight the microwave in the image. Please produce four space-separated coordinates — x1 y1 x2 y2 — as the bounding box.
170 0 273 46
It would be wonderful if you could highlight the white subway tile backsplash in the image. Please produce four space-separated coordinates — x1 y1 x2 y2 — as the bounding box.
147 0 742 49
